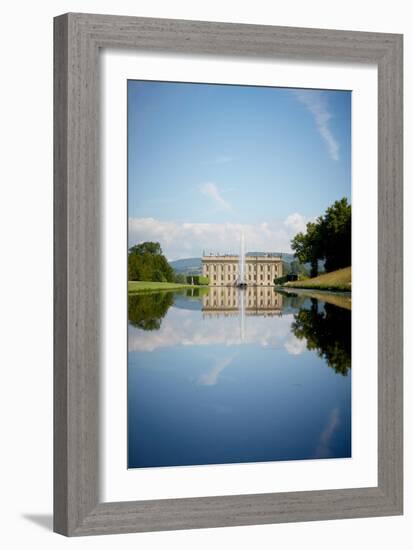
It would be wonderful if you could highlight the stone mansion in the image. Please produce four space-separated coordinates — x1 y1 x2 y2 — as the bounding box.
202 253 283 286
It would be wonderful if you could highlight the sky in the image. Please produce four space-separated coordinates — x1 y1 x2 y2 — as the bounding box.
128 80 351 260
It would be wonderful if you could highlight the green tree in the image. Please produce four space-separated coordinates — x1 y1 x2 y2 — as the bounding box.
152 269 166 282
290 260 309 278
282 261 291 276
291 198 351 276
129 242 162 256
128 253 141 281
321 198 351 272
128 242 174 282
291 220 323 277
174 273 187 284
185 275 209 285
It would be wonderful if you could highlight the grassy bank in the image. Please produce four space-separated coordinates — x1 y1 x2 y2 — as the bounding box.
281 288 351 310
284 267 351 292
128 281 197 294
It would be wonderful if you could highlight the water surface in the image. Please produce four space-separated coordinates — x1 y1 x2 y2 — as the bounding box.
128 287 351 468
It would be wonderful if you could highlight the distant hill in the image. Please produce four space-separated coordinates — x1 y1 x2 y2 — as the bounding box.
169 257 203 274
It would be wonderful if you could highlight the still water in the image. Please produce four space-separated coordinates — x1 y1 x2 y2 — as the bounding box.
128 287 351 468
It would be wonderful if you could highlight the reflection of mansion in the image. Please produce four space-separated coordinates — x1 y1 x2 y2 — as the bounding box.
202 286 283 316
202 254 282 286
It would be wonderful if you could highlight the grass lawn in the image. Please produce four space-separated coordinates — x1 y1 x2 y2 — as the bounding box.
284 266 351 292
128 281 198 293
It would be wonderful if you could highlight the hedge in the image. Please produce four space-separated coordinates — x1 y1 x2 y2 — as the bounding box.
186 275 209 285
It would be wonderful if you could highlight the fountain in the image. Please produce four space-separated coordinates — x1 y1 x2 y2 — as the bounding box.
236 232 247 288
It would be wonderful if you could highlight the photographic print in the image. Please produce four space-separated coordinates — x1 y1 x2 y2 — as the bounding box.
127 80 351 469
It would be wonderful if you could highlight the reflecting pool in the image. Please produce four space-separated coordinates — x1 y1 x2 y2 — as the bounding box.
128 287 351 468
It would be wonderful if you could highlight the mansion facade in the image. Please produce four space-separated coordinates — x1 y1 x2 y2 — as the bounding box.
202 254 283 286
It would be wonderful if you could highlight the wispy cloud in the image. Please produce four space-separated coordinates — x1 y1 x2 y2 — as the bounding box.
294 90 340 161
314 407 340 458
198 354 238 386
128 214 312 260
199 182 231 211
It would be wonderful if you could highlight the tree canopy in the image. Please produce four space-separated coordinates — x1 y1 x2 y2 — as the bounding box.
291 198 351 276
128 241 174 283
129 242 162 256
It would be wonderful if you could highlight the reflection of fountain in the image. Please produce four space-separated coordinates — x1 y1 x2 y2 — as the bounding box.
236 232 247 288
239 288 246 342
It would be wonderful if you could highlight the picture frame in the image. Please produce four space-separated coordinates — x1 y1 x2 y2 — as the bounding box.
53 12 403 536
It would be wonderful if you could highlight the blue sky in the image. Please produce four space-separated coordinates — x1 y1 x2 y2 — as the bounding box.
128 80 351 260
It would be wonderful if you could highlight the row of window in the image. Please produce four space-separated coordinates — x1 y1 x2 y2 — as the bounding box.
205 264 279 272
212 274 274 281
205 300 280 307
207 289 276 298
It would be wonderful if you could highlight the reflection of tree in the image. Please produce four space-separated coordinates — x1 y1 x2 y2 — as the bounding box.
186 287 209 298
283 293 308 310
128 292 174 331
291 299 351 375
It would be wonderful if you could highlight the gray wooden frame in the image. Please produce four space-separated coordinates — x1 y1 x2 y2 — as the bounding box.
54 13 403 536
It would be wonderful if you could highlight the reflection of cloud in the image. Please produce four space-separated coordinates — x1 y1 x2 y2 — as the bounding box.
128 215 311 260
314 407 340 458
198 354 237 386
199 182 231 211
294 90 340 161
284 335 307 356
128 307 296 353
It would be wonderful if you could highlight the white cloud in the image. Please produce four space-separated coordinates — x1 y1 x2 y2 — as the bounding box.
128 214 312 260
199 182 231 211
294 90 340 161
284 212 308 234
